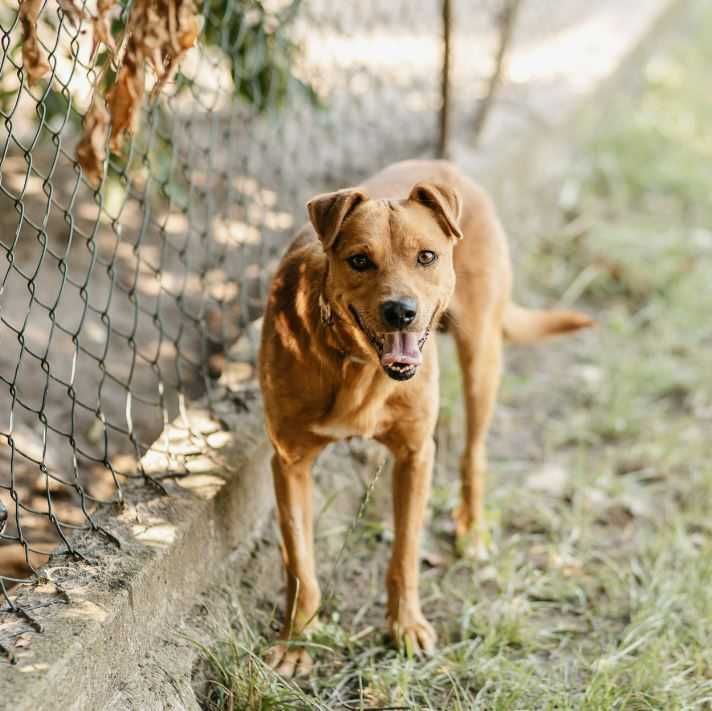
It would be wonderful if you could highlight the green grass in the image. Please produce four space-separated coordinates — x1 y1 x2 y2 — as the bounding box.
197 8 712 709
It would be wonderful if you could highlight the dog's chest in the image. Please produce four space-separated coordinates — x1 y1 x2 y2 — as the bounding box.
310 362 393 440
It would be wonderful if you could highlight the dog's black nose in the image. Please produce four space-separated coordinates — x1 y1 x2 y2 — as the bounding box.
381 298 417 329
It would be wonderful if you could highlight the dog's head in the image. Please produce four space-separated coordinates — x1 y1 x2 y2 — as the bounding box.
308 182 462 381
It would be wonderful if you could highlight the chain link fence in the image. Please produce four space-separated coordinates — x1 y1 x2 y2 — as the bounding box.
0 0 524 638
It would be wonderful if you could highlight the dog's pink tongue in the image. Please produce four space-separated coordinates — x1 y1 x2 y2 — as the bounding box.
381 332 423 367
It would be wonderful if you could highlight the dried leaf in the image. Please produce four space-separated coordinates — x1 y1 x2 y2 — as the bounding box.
20 0 50 86
174 0 200 50
149 0 200 97
107 52 145 153
526 463 569 497
57 0 89 27
14 633 33 649
105 0 199 148
421 550 446 568
73 0 200 168
76 96 110 185
93 0 117 55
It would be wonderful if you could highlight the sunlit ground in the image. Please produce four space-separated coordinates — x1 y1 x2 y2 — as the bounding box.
197 9 712 709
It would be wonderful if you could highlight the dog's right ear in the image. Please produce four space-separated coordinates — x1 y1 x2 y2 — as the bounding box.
409 182 463 240
307 189 368 251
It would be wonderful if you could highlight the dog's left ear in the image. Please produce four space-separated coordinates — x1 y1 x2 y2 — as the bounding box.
409 182 463 240
307 188 368 250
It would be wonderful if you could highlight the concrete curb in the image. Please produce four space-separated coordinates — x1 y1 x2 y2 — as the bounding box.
0 0 689 707
0 386 274 711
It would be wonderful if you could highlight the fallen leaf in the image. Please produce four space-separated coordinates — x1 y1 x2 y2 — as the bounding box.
14 633 33 649
421 550 446 568
526 463 569 497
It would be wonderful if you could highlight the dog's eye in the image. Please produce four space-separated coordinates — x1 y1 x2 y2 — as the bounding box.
417 250 437 266
347 253 376 272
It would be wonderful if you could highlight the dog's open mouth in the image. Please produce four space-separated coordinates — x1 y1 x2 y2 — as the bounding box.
380 331 424 380
349 306 430 381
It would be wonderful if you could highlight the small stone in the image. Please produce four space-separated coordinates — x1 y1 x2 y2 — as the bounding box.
526 463 568 497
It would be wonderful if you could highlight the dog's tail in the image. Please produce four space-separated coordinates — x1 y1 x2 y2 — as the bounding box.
503 303 594 345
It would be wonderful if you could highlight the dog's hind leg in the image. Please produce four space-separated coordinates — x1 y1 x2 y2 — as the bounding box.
451 311 503 559
266 442 324 677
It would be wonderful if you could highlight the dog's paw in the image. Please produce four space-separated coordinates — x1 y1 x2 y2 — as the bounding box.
390 614 437 657
453 507 490 560
455 529 490 561
265 642 314 677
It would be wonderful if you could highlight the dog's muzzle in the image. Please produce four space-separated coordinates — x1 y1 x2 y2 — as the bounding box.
349 306 432 381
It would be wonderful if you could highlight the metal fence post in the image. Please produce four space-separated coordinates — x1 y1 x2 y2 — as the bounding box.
437 0 452 159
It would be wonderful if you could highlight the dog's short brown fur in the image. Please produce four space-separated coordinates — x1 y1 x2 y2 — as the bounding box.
259 160 592 675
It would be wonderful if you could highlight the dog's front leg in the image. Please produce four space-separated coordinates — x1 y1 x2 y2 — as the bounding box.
385 438 437 655
266 446 322 677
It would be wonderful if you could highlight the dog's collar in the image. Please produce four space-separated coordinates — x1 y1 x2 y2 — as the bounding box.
318 292 349 359
318 294 368 364
318 293 334 326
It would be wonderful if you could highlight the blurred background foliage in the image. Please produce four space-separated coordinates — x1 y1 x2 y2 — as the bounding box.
202 0 317 111
583 10 712 222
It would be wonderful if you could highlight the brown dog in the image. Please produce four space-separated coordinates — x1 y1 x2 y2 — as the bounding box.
259 159 592 675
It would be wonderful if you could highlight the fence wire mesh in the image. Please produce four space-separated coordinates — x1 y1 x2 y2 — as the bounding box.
0 0 518 632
